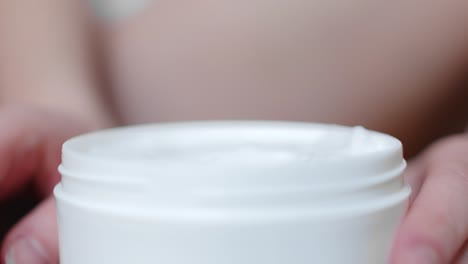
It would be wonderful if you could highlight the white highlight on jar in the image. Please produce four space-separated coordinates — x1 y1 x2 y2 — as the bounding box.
89 0 151 21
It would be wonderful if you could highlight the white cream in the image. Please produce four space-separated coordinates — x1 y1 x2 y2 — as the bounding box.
81 124 384 158
55 122 410 264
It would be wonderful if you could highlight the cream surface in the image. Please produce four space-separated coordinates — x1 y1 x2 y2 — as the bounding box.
72 123 397 163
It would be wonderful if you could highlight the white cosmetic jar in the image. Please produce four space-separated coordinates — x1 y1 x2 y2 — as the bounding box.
54 121 411 264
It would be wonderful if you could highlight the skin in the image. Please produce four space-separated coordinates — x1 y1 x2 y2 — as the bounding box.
103 0 468 156
1 0 468 263
0 0 114 261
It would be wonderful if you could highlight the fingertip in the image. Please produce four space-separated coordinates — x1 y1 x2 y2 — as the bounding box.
3 237 51 264
390 230 444 264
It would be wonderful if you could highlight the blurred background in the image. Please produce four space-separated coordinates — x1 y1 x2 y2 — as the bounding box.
1 0 468 240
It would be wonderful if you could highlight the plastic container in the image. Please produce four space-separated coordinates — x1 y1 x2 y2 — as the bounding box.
54 121 411 264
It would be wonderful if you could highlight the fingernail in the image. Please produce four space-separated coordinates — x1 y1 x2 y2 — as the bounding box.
5 238 50 264
402 245 440 264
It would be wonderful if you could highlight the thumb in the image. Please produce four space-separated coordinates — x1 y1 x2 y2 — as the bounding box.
1 197 58 264
390 136 468 263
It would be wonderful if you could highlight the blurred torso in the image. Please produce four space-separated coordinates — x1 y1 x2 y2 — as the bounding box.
97 0 468 157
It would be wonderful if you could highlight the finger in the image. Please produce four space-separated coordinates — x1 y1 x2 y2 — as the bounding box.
390 137 468 263
0 105 89 199
1 197 58 264
454 241 468 264
404 156 428 204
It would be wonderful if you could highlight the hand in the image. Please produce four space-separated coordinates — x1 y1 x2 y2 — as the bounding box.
0 105 92 264
391 134 468 263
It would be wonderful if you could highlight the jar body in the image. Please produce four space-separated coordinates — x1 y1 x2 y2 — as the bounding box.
54 122 410 264
55 187 407 264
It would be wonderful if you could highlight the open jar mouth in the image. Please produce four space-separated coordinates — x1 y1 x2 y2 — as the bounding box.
55 121 410 218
